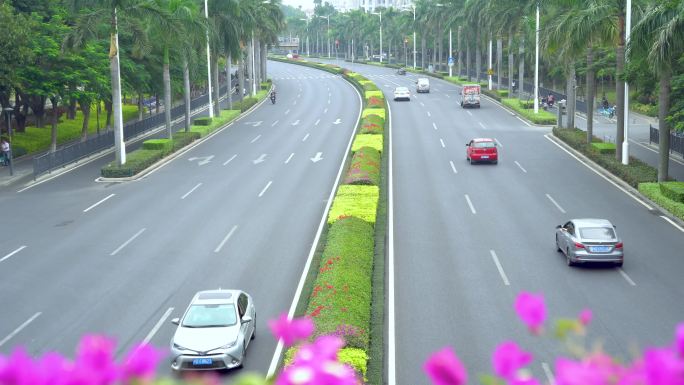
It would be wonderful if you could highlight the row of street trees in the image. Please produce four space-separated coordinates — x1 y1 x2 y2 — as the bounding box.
286 0 683 181
0 0 284 165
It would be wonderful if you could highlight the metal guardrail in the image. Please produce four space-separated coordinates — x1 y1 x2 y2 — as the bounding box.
650 125 684 157
32 82 234 177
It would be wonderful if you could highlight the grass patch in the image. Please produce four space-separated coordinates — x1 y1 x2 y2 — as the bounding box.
639 183 684 220
343 146 381 186
283 347 368 383
328 185 379 225
502 98 557 124
362 108 385 119
352 134 383 153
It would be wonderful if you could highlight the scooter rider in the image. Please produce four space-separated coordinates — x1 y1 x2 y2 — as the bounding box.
270 89 276 104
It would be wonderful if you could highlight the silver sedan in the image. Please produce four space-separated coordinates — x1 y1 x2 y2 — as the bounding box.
170 289 256 371
555 218 624 267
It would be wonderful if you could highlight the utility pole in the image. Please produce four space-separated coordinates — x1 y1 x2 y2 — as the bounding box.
622 0 632 165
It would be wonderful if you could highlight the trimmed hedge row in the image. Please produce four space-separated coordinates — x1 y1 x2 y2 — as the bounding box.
352 134 383 153
360 115 385 135
553 127 658 187
327 185 380 225
660 182 684 203
362 108 385 119
639 183 684 220
101 149 164 178
343 146 381 185
591 142 616 154
501 98 557 124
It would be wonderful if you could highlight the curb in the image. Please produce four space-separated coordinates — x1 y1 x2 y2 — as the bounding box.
547 132 684 230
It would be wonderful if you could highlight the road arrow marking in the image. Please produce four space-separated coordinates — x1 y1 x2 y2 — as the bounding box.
253 154 267 164
302 133 310 142
292 120 300 126
315 119 321 126
188 156 214 166
333 118 341 125
310 152 323 163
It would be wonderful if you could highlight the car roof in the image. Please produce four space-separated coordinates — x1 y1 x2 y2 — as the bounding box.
395 86 409 90
571 218 614 227
191 289 240 305
417 77 429 81
472 138 494 142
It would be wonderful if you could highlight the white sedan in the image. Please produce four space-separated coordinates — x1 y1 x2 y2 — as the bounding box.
393 86 411 101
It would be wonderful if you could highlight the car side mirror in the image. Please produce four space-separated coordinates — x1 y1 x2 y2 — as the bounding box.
465 143 469 147
171 318 180 325
613 225 617 228
242 316 252 324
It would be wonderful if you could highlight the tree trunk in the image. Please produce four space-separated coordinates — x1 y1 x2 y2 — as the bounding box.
466 41 471 81
437 24 443 72
567 63 576 129
163 47 172 139
496 38 502 90
421 35 426 69
80 99 91 142
183 57 191 132
615 42 625 161
457 26 462 77
657 68 671 182
212 53 220 116
49 97 58 153
105 99 112 131
247 39 254 96
226 53 233 111
586 45 595 144
475 31 481 83
68 90 77 120
30 95 46 128
508 31 513 95
261 44 268 80
110 7 125 165
138 92 143 121
518 35 525 100
238 52 245 102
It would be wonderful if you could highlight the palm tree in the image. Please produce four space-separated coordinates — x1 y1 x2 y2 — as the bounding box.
630 0 684 181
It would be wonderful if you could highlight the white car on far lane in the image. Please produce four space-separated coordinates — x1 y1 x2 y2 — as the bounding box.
393 86 411 101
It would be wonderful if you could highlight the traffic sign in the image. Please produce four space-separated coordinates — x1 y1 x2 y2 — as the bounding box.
487 68 494 75
448 56 454 67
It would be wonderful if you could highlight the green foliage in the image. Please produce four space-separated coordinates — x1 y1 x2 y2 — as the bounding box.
497 89 509 97
362 82 379 91
338 348 368 380
362 108 385 119
591 142 616 154
502 98 557 124
344 146 381 186
142 139 172 154
366 96 385 109
171 131 200 150
193 117 213 126
639 183 684 220
631 101 658 117
352 134 383 153
659 182 684 203
190 110 239 137
232 97 258 112
327 185 379 225
101 149 163 178
359 114 385 134
307 216 374 350
364 90 384 100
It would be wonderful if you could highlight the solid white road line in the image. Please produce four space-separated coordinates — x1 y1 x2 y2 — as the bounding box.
324 108 328 113
315 119 321 126
302 133 310 142
465 194 477 214
285 109 290 115
271 120 279 127
450 161 458 174
432 122 438 130
223 154 237 166
514 161 528 173
181 183 202 200
660 215 684 232
467 110 473 116
293 100 297 105
630 139 684 166
0 312 42 348
516 116 532 127
542 362 555 385
143 307 174 344
285 153 295 164
83 194 116 213
214 225 238 253
545 193 567 214
427 111 432 117
387 94 397 385
328 99 331 104
258 181 272 197
420 102 425 107
110 228 146 256
479 122 487 129
250 134 261 143
494 138 503 147
545 134 652 210
439 139 446 148
1 245 27 263
490 250 511 286
619 269 637 286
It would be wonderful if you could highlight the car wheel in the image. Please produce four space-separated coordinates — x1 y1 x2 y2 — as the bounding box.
615 261 624 268
468 157 472 164
555 235 562 252
493 160 498 165
238 343 246 368
251 315 256 340
566 249 575 266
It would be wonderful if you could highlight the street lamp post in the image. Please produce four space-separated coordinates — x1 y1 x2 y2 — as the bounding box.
300 18 310 56
402 5 417 69
372 11 382 63
449 28 452 77
3 107 14 176
622 0 632 165
533 1 540 114
204 0 213 118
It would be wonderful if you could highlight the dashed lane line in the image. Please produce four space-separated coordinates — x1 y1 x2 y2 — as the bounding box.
545 193 566 214
0 312 42 348
1 245 27 263
83 194 116 213
214 225 238 253
490 250 510 286
110 228 146 256
181 183 202 200
143 307 174 344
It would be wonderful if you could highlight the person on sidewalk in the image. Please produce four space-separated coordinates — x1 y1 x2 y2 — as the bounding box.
0 137 9 166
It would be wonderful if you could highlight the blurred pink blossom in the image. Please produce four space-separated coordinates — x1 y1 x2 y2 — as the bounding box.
579 309 593 326
555 353 621 385
268 313 314 347
75 335 118 385
514 292 546 334
423 347 468 385
492 341 533 380
644 347 684 385
120 343 163 384
277 335 358 385
676 323 684 356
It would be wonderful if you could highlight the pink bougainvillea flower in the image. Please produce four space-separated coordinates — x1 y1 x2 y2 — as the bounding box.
0 347 36 385
508 376 542 385
278 336 358 385
514 292 546 334
579 309 593 326
492 341 533 380
555 354 621 385
676 323 684 356
644 347 684 385
75 334 119 385
423 347 468 385
120 343 163 384
268 313 314 347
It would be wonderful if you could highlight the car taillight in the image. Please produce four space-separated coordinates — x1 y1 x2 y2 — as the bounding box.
574 242 585 249
615 242 623 249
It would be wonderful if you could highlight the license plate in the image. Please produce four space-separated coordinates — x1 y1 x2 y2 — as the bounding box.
193 358 212 366
590 246 610 252
481 155 489 159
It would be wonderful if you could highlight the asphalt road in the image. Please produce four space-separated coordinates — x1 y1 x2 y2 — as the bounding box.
0 60 361 378
320 59 684 384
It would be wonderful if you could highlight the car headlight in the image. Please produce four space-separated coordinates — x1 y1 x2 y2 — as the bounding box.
172 343 188 350
220 340 238 349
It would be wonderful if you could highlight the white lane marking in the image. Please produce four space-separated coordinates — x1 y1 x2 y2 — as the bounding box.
514 161 527 173
315 119 321 126
223 154 237 165
302 133 310 142
285 109 290 115
450 161 458 174
490 250 510 286
440 139 446 148
285 153 295 164
494 138 503 147
214 225 238 253
516 116 532 127
619 269 637 286
630 139 684 166
324 108 328 114
660 215 684 232
83 194 116 213
293 100 297 106
420 102 425 107
250 134 262 143
297 94 301 98
328 92 332 97
544 134 652 209
427 111 432 117
387 96 397 385
446 94 451 98
1 245 27 263
542 362 555 385
465 194 477 214
545 193 566 214
467 110 473 116
271 120 279 127
0 312 42 348
432 122 438 130
143 307 174 344
479 122 487 129
110 228 146 256
258 181 273 197
181 183 202 200
328 99 331 104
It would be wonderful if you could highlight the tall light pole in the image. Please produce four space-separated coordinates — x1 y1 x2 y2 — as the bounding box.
204 0 214 118
402 5 416 69
533 1 540 114
622 0 632 165
449 28 453 77
372 11 382 63
488 37 493 90
300 18 310 56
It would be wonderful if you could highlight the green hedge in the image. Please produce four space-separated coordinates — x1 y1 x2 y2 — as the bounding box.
639 183 684 220
591 142 616 154
631 102 658 117
232 97 258 112
352 134 383 153
142 139 173 155
190 110 240 137
193 117 212 126
553 127 658 187
306 216 374 350
327 185 379 225
501 98 557 124
364 90 384 100
343 146 381 186
362 108 385 119
366 96 385 109
101 149 163 178
659 182 684 203
172 131 200 150
360 115 385 135
283 347 368 382
362 82 378 91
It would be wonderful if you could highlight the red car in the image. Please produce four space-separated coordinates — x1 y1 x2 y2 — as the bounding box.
466 138 498 164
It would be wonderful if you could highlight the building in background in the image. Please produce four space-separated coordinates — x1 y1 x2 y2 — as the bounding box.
329 0 412 12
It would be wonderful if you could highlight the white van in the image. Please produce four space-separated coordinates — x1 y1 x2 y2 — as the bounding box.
416 78 430 93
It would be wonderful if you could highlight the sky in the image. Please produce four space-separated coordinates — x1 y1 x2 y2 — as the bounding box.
282 0 314 11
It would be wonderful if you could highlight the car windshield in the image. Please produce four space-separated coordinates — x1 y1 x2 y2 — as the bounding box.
182 304 237 327
396 87 408 92
579 227 616 240
473 141 495 148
